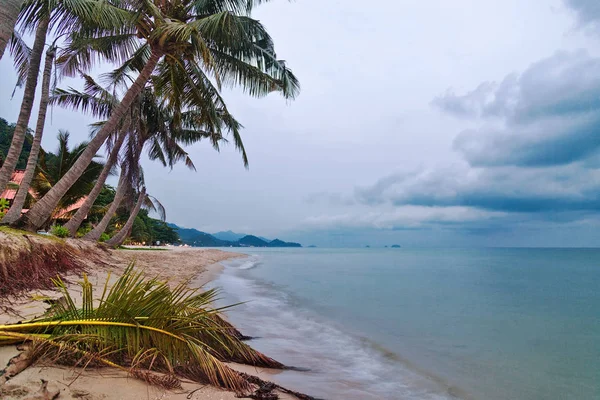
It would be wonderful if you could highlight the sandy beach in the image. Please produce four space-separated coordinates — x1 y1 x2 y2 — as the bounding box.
0 245 296 400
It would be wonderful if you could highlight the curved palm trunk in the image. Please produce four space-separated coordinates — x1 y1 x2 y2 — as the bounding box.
106 187 146 247
0 18 49 192
0 0 22 60
13 47 163 231
83 171 129 241
2 46 56 224
64 129 127 236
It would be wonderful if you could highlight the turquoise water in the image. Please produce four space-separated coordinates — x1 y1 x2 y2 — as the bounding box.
210 248 600 400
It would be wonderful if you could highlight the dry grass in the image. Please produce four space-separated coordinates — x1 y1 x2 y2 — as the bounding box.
0 227 105 299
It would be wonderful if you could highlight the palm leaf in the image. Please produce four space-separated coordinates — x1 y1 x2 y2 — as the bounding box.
0 265 282 395
8 31 32 92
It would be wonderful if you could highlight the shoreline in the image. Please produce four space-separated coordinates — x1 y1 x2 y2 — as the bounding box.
209 251 468 400
0 246 298 400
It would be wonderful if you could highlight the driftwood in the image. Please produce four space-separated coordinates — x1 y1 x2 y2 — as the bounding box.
0 347 33 385
238 372 324 400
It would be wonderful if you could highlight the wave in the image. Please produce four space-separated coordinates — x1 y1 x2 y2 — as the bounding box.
211 261 460 400
238 259 261 270
224 255 262 270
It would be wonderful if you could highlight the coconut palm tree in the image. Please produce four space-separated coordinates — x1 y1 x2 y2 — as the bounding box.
80 61 247 243
0 0 22 60
53 73 134 236
105 186 146 246
57 68 237 237
62 129 127 235
31 131 103 226
0 18 49 194
2 45 56 223
0 0 131 197
83 165 130 241
14 0 299 231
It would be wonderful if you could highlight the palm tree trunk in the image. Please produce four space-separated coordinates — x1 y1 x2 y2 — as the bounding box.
2 46 56 224
64 129 127 236
12 47 163 231
106 187 146 247
0 18 48 193
83 171 129 241
0 0 22 60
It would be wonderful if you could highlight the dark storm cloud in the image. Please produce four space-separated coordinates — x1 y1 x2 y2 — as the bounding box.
434 51 600 167
454 114 600 167
355 164 600 214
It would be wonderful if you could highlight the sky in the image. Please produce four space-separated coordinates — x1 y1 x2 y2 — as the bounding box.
1 0 600 247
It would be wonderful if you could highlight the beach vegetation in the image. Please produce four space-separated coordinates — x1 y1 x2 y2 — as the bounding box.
0 264 285 395
50 224 69 238
0 228 84 297
0 198 9 218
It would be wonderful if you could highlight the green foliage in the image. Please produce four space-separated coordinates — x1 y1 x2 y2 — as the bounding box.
0 198 9 219
0 198 9 213
50 225 70 238
33 131 104 215
99 232 110 242
0 117 34 169
76 225 92 238
117 209 179 245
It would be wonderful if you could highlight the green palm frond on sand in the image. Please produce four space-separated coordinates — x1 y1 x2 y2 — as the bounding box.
0 264 282 395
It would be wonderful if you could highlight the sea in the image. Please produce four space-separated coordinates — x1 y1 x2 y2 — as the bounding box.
207 248 600 400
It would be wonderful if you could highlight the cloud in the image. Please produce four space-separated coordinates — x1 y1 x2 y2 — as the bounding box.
434 51 600 167
304 191 355 206
431 78 517 119
434 50 600 122
454 113 600 167
564 0 600 29
306 46 600 244
355 164 600 214
303 205 504 231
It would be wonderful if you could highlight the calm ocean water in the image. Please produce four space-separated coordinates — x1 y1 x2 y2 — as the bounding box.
208 248 600 400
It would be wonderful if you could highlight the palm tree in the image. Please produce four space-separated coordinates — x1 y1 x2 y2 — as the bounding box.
84 87 237 242
0 0 22 59
2 45 56 223
54 74 134 236
14 0 299 231
0 0 131 196
0 17 49 194
63 129 127 235
31 131 103 226
58 69 244 241
105 186 146 246
83 165 130 241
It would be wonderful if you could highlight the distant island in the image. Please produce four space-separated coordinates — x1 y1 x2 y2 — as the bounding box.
391 245 401 248
169 225 301 248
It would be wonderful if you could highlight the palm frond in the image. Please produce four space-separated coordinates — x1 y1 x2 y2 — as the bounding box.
144 194 166 221
56 32 141 77
0 265 282 395
191 0 276 16
8 31 32 92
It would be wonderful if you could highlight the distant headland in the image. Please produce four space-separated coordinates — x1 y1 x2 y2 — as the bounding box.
169 225 302 248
